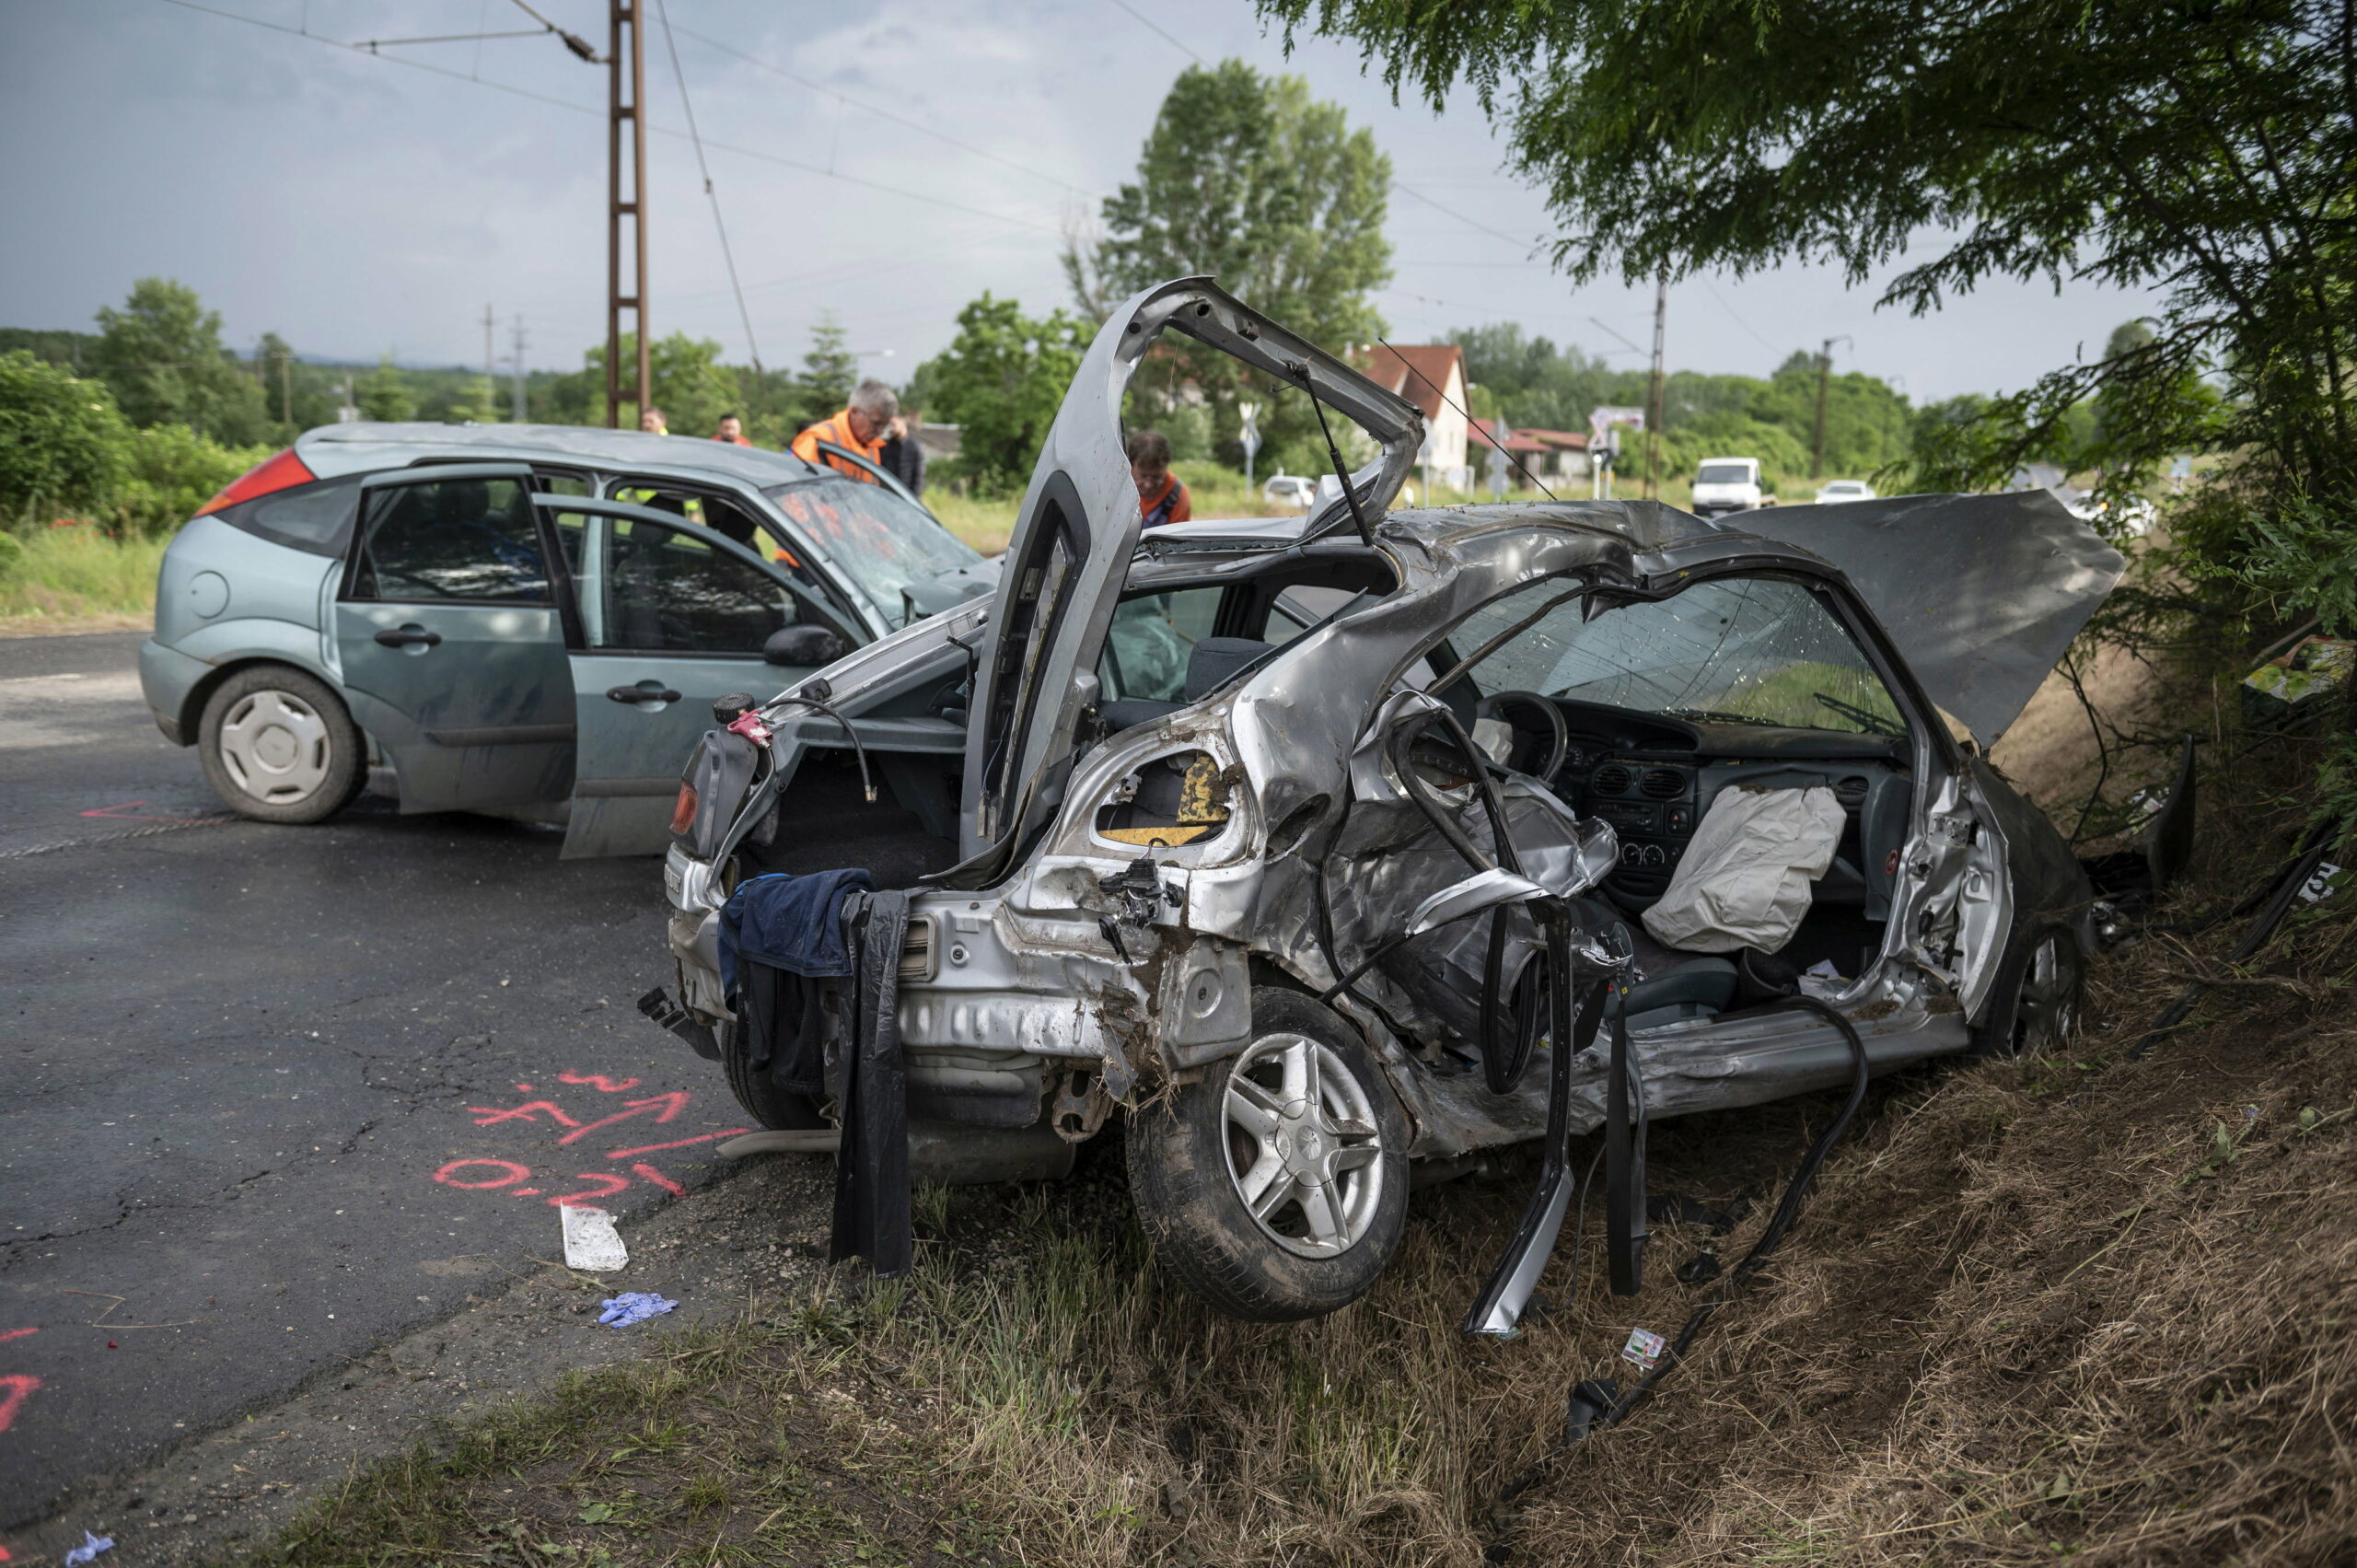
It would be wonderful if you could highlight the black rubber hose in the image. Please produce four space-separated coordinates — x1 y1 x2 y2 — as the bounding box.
772 689 877 805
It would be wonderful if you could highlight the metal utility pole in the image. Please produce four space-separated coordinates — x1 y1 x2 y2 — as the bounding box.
606 0 651 429
482 303 496 388
1810 334 1852 478
1643 269 1667 500
508 315 528 422
276 348 291 425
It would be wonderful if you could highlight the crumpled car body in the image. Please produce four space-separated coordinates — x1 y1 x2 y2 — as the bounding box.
657 278 2123 1320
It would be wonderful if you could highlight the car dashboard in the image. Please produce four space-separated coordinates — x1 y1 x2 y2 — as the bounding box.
1536 700 1913 917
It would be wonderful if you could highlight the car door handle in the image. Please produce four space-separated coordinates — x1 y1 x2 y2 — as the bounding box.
374 628 442 648
608 682 683 704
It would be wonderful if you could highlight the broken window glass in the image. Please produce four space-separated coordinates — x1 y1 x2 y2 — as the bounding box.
1453 575 1903 735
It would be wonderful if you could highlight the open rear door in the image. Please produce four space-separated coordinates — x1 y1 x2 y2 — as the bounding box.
550 495 860 858
951 277 1424 887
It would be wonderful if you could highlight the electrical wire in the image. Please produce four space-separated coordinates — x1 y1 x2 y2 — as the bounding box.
668 22 1092 200
1105 0 1205 63
1376 335 1562 501
152 0 1066 236
651 0 763 377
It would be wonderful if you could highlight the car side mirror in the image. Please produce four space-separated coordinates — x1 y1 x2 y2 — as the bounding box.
764 625 847 668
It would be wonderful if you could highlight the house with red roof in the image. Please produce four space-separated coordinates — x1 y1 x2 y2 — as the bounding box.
1364 343 1469 491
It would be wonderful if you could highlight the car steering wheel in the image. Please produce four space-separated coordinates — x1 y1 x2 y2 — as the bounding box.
1474 691 1570 780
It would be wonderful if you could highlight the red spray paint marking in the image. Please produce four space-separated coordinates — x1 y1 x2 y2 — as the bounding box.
603 1130 748 1160
468 1099 582 1130
560 1070 644 1093
78 800 215 823
557 1093 691 1145
0 1375 41 1434
0 1329 35 1345
631 1163 687 1196
549 1172 631 1208
432 1158 531 1190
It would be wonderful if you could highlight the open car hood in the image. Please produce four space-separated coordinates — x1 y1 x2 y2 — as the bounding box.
1724 490 2126 747
949 276 1423 885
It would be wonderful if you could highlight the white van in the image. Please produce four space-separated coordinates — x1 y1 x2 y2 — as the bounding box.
1690 457 1769 517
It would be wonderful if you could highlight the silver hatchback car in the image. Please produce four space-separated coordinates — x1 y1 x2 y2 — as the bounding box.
653 280 2127 1325
138 424 989 857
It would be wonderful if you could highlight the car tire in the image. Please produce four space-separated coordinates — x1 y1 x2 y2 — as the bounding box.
1127 987 1410 1322
717 1020 830 1131
1969 923 2084 1058
197 665 366 825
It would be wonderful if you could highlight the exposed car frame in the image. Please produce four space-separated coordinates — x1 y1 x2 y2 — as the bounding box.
656 280 2123 1323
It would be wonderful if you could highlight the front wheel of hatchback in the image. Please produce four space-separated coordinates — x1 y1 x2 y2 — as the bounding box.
1970 923 2084 1058
1128 987 1409 1322
198 665 366 825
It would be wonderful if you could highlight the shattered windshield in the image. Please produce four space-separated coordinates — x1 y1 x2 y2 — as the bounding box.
761 477 978 622
1452 574 1904 736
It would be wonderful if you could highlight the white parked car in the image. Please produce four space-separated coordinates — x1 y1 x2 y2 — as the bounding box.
1815 480 1876 504
1689 457 1768 517
1262 472 1318 509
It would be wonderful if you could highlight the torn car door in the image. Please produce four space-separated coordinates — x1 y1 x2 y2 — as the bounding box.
953 276 1425 885
1725 490 2124 748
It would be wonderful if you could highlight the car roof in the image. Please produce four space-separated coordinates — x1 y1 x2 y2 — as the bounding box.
293 422 833 489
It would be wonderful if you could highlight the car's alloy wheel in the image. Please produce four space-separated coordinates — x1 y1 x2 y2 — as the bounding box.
197 665 365 825
1128 987 1409 1322
2013 930 2082 1054
1220 1030 1387 1259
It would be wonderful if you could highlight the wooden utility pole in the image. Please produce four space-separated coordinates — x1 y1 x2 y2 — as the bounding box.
1643 269 1667 500
277 349 291 425
482 303 496 389
509 314 528 422
1811 334 1852 478
606 0 650 429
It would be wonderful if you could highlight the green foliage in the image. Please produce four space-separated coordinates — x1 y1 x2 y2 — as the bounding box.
88 278 271 445
914 294 1089 496
0 350 132 523
565 332 743 437
796 311 858 425
355 354 416 423
115 424 272 536
1079 60 1392 464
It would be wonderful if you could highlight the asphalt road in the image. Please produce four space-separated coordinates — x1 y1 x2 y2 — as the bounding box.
0 633 749 1527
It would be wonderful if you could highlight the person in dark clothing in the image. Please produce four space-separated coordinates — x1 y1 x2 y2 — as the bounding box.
878 408 928 497
1128 428 1190 527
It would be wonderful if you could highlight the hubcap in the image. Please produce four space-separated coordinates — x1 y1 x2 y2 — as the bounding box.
1221 1031 1386 1259
2014 933 2081 1055
217 689 331 805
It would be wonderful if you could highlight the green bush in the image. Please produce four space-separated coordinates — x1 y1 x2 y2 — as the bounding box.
0 350 132 526
116 424 272 536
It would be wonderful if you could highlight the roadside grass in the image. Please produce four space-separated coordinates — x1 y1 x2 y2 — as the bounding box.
0 523 164 629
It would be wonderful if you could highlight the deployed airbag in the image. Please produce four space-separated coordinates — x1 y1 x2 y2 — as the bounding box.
1642 786 1845 954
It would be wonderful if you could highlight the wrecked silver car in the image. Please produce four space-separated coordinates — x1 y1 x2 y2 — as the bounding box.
644 279 2124 1326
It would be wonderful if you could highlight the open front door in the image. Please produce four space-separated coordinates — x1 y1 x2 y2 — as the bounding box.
953 277 1424 885
552 496 858 858
332 464 575 814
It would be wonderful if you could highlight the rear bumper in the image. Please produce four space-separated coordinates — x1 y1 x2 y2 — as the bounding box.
137 637 208 746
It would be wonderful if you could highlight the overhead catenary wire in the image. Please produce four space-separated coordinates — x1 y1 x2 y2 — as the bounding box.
1376 334 1561 500
152 0 1067 236
651 0 762 377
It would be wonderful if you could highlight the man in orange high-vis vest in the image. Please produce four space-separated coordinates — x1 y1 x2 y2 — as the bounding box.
791 378 897 482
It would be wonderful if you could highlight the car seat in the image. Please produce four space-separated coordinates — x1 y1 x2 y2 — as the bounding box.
1099 635 1271 732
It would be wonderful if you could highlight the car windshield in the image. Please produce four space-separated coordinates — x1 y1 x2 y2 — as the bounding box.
761 477 979 622
1451 574 1904 736
1695 463 1752 485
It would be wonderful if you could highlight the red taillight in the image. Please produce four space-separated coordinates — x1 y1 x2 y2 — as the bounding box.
669 783 699 836
194 447 316 517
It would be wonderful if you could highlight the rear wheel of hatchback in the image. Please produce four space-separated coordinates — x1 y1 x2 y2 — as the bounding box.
198 665 366 825
1128 987 1409 1321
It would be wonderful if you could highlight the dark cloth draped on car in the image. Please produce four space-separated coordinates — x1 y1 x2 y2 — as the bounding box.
832 889 912 1278
720 868 874 1098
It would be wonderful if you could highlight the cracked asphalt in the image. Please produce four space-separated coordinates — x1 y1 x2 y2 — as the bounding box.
0 632 747 1529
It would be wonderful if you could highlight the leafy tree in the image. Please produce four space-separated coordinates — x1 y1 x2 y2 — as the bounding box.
355 355 417 423
568 332 743 436
87 278 270 445
796 311 859 424
914 294 1090 495
1259 0 2352 545
1075 60 1393 464
0 351 131 525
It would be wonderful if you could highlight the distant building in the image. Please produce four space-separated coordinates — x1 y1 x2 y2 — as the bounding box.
1469 420 1589 488
1364 343 1469 489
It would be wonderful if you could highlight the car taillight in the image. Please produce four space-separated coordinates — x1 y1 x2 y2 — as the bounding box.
194 447 316 517
669 782 698 836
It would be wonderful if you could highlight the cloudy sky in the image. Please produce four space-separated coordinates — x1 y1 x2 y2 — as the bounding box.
2 0 2156 402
